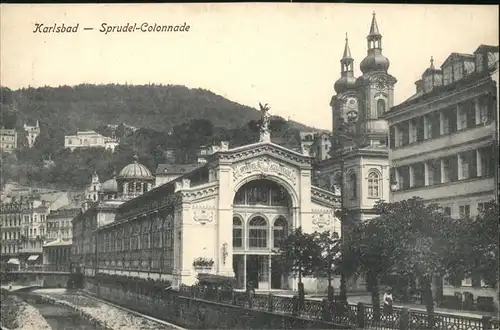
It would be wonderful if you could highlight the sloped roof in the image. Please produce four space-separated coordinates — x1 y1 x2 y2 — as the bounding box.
156 164 203 175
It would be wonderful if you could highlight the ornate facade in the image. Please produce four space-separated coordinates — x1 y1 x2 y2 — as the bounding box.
315 12 394 222
72 130 341 290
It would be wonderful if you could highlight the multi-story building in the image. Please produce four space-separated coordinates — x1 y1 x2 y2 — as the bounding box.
0 127 17 153
315 12 394 222
383 44 499 219
20 198 50 265
64 130 119 152
23 120 40 148
0 198 25 268
46 207 80 242
310 132 332 162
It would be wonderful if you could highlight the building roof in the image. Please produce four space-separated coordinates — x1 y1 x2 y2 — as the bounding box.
474 44 499 54
156 164 203 175
117 155 154 180
386 68 496 116
102 177 119 192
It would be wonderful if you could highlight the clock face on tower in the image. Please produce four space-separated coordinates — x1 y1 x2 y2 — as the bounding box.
374 76 388 90
346 97 357 110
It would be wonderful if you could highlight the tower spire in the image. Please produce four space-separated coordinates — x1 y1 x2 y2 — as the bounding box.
342 33 352 59
369 11 381 37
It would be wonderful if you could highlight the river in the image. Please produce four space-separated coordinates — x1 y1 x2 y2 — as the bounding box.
19 294 107 330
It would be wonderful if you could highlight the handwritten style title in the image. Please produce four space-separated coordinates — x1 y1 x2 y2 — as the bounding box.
33 23 191 34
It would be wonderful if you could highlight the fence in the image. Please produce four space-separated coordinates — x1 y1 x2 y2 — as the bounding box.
83 275 500 330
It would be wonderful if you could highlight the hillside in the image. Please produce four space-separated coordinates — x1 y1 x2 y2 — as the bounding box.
0 84 320 190
0 84 314 133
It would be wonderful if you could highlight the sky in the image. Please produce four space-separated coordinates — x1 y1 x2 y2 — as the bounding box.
1 4 498 130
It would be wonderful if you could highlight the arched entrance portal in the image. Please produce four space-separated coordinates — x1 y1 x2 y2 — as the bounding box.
232 179 293 290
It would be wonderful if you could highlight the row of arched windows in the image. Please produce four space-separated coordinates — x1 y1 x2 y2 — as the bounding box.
232 216 288 249
330 170 381 198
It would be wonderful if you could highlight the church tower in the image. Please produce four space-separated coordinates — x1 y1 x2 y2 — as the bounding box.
317 12 396 223
356 12 397 147
86 171 101 202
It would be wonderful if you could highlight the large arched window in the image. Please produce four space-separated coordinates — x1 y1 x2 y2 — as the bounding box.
273 217 288 248
348 172 357 198
233 217 243 248
377 99 386 118
234 180 292 207
248 216 268 248
368 171 380 198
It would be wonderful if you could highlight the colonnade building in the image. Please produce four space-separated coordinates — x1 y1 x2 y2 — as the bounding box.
72 130 341 290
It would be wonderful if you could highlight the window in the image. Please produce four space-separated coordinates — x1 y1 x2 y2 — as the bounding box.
248 216 268 248
348 172 357 198
273 217 287 248
377 99 386 117
367 172 380 198
459 205 471 218
442 155 458 183
477 202 486 213
233 217 243 248
478 146 494 177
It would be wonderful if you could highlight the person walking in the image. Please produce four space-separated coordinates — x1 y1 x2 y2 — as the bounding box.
383 288 394 315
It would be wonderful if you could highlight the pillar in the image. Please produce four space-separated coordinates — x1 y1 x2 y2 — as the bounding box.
243 254 247 288
268 254 272 290
439 111 445 135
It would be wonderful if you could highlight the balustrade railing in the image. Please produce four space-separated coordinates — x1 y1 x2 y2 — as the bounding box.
15 264 71 273
83 275 499 330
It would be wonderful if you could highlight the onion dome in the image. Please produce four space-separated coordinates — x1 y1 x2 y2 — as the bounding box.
360 12 390 74
101 172 118 193
334 33 357 94
117 154 154 180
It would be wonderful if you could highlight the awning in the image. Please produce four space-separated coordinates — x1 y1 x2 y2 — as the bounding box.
7 258 20 265
27 255 39 261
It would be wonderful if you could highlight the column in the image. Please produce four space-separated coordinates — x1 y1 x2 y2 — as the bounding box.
243 254 247 289
424 162 429 186
268 254 272 290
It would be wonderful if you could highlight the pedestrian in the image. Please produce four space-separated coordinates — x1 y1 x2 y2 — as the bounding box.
383 288 393 315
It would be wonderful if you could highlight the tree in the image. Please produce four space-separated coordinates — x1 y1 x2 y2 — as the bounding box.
275 227 321 306
313 230 341 302
342 197 461 322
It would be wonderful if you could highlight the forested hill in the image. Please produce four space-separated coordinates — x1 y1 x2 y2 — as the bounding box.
0 84 313 132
